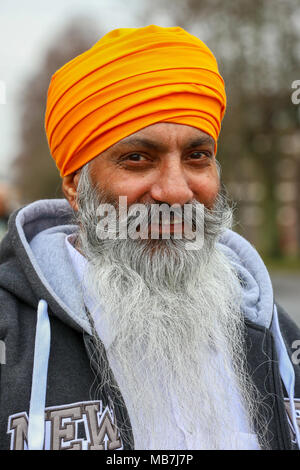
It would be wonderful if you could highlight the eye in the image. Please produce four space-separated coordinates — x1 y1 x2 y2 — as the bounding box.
119 153 148 164
188 151 210 160
116 153 151 170
125 153 147 162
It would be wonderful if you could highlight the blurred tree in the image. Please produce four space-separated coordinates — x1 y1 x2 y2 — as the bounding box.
11 3 300 257
148 0 300 256
12 16 99 203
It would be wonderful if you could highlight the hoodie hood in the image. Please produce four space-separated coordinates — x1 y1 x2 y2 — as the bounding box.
0 199 92 335
218 230 274 328
0 198 274 331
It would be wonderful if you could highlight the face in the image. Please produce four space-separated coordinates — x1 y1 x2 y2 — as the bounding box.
69 123 220 211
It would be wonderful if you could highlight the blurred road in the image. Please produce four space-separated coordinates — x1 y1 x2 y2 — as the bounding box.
271 273 300 327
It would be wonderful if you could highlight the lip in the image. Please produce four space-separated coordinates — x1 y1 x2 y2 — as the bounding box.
150 222 184 235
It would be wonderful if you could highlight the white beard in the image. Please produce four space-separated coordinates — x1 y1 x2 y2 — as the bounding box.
75 164 265 450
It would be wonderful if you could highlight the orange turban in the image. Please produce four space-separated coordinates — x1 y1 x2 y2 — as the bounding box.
45 25 226 177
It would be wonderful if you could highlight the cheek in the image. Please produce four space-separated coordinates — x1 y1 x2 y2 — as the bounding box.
89 159 146 205
100 171 151 205
193 173 220 208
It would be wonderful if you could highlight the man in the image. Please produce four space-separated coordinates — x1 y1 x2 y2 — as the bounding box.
0 25 299 450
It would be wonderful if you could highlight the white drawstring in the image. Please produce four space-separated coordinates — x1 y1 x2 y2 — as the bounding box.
27 299 51 450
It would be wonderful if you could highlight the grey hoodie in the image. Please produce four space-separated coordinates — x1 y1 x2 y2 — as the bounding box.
0 198 299 450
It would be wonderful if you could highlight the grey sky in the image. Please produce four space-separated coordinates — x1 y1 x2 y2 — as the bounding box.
0 0 172 180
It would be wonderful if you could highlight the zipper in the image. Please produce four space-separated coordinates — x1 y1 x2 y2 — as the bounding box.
245 319 293 450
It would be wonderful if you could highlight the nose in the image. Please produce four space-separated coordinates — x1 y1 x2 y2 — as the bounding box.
149 161 194 206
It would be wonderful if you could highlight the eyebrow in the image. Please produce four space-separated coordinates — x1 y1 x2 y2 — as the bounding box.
115 137 165 152
183 136 215 150
111 135 215 153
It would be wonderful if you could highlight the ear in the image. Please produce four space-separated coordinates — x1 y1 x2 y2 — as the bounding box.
62 171 81 211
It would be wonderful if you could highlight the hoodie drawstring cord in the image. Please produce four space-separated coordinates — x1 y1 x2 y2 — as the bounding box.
27 299 51 450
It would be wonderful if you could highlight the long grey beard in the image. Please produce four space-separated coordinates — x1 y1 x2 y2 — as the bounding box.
75 163 267 450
